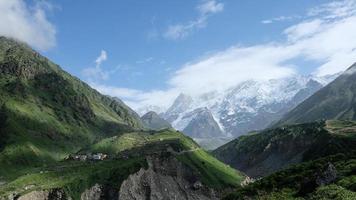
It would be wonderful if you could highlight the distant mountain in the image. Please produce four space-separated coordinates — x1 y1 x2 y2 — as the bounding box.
141 111 172 130
163 93 193 123
182 107 223 138
276 63 356 126
145 74 337 145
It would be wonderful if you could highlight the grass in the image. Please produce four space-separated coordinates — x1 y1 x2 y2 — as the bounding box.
177 149 245 189
0 157 147 200
88 129 199 154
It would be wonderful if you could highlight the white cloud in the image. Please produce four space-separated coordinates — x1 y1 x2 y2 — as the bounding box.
82 50 111 81
91 82 179 110
97 0 356 110
197 0 224 15
284 19 323 41
261 15 300 24
95 50 107 66
164 0 224 40
168 45 297 94
308 0 356 19
0 0 56 51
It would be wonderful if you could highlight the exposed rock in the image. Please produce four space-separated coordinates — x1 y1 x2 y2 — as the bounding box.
80 184 118 200
182 107 223 138
298 162 338 195
240 176 254 187
316 162 337 186
119 155 219 200
16 189 69 200
81 184 103 200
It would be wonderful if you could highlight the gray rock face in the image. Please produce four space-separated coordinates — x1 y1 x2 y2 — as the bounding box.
80 184 118 200
183 108 223 138
141 111 172 130
15 189 69 200
119 156 219 200
81 184 103 200
163 93 193 123
316 163 338 186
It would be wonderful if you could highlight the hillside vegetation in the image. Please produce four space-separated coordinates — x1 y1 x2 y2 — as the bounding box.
213 120 356 178
215 120 356 199
0 37 145 178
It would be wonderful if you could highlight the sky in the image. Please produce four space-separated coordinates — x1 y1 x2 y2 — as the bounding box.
1 0 356 111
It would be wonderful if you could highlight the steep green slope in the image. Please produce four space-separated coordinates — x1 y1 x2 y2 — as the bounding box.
0 37 143 176
213 120 356 178
276 63 356 126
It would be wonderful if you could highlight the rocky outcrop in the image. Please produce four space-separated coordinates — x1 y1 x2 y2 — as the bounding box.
298 162 338 195
119 156 219 200
12 189 69 200
315 163 337 186
80 184 118 200
81 184 103 200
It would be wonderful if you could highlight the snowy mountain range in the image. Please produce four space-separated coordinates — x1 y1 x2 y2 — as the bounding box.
137 74 338 149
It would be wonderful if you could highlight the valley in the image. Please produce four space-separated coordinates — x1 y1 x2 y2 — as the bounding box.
0 1 356 198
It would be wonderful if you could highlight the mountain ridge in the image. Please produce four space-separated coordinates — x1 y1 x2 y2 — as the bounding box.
275 62 356 126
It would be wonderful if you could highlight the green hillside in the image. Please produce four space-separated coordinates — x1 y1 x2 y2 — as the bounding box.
0 36 144 176
224 151 356 200
217 120 356 199
276 63 356 126
213 120 356 178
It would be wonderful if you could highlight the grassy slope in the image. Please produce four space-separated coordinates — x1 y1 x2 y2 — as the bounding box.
221 120 356 199
0 37 143 177
0 158 147 200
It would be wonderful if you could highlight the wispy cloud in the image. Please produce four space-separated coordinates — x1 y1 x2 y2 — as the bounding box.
261 15 300 24
94 0 356 111
136 57 154 64
82 50 111 82
164 0 224 40
0 0 56 51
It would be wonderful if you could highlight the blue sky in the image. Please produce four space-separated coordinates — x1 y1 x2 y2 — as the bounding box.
1 0 356 109
45 0 326 90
